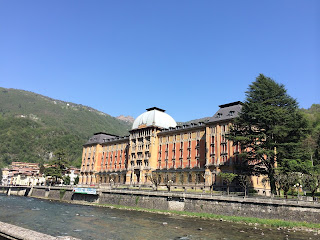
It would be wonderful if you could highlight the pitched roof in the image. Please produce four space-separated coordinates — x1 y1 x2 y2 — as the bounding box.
84 132 118 146
208 101 242 123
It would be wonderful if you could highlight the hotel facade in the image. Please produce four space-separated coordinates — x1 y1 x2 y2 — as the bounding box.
79 102 268 195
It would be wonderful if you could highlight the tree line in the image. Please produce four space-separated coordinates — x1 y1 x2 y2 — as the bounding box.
227 74 319 199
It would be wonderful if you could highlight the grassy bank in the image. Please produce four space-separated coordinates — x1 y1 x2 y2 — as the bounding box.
94 203 320 230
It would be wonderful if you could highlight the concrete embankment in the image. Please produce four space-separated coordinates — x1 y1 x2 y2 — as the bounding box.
2 185 320 224
0 221 79 240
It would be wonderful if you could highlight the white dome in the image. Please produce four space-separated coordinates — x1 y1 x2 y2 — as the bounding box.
132 107 177 130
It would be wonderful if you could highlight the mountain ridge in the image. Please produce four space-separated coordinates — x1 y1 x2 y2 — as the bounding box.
0 87 132 168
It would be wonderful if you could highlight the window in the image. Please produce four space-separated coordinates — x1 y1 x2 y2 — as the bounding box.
211 145 215 155
234 143 239 153
172 174 176 183
188 174 192 183
172 143 176 160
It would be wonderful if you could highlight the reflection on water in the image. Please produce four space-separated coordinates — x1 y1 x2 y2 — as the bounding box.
0 194 317 240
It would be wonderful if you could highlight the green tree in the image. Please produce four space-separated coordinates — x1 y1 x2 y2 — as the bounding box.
44 150 69 185
218 172 237 195
229 74 307 195
301 105 320 167
302 170 320 200
238 174 251 197
74 176 79 185
275 171 299 199
39 163 45 174
63 175 71 185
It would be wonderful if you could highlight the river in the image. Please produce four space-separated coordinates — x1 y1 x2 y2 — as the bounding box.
0 194 317 239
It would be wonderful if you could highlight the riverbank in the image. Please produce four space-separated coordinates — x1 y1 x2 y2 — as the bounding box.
88 201 320 232
2 185 320 230
2 194 317 240
28 193 320 233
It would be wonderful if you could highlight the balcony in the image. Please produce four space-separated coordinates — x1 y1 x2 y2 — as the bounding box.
134 165 143 170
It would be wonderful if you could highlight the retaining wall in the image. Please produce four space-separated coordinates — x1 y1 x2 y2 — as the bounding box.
99 190 320 223
2 186 320 223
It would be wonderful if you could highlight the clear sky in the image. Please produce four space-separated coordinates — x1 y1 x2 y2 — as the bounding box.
0 1 319 122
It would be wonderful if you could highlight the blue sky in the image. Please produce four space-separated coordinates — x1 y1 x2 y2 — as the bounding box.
0 1 319 122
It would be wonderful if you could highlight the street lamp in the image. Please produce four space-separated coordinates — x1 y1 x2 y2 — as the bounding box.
294 183 301 199
110 179 114 188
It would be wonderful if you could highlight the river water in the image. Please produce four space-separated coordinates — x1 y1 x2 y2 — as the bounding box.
0 194 317 240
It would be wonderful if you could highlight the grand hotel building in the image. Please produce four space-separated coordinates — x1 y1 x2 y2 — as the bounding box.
79 102 267 194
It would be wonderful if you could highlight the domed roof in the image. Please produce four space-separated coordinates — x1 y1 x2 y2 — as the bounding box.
132 107 177 130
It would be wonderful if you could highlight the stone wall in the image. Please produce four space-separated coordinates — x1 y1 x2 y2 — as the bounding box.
62 189 74 201
2 186 320 224
98 190 320 223
99 191 168 210
48 188 62 200
183 197 320 223
0 187 8 194
31 187 47 198
0 186 29 196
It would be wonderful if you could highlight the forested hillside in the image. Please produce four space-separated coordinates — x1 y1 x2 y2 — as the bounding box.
0 87 131 168
301 104 320 165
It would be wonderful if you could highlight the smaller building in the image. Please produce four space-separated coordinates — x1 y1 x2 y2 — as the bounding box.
1 162 80 186
7 165 45 186
1 168 10 185
65 167 80 185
